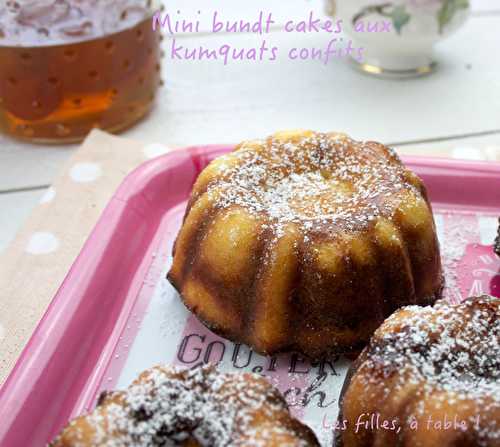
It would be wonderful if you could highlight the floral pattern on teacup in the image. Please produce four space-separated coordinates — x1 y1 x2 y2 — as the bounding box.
352 0 469 34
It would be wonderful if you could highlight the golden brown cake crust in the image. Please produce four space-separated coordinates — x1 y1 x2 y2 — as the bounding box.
337 295 500 447
169 130 443 359
51 364 319 446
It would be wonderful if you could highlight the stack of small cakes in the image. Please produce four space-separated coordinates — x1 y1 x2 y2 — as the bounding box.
53 131 499 446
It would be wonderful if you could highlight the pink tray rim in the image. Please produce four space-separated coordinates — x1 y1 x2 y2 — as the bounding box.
1 145 500 446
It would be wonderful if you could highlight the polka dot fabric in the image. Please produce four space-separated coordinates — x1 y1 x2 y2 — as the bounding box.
0 130 159 384
25 232 60 255
69 162 102 183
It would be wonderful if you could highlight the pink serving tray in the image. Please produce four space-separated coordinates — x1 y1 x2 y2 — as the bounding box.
1 145 499 447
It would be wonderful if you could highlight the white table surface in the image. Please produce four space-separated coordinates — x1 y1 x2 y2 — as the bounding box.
1 0 500 252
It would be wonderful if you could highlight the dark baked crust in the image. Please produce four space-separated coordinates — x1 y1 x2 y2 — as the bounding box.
169 130 444 359
52 364 320 446
335 296 500 447
332 349 368 447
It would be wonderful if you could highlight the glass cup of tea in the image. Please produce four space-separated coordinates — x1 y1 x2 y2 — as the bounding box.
0 0 162 143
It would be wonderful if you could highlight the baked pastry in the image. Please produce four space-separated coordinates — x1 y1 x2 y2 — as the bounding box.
168 130 443 358
337 295 500 447
51 364 319 446
494 218 500 256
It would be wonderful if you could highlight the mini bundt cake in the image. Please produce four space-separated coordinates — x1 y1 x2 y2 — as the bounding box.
337 295 500 447
51 364 319 446
168 130 443 358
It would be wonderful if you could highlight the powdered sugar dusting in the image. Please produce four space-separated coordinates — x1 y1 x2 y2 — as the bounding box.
201 132 420 242
53 365 317 446
360 295 500 445
441 215 480 303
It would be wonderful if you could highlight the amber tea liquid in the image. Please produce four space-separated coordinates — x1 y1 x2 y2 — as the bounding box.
0 1 161 143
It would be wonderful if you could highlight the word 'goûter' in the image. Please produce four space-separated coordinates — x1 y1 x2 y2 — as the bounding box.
152 10 393 65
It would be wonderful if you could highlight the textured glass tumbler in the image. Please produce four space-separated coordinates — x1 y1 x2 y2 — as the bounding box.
0 11 161 143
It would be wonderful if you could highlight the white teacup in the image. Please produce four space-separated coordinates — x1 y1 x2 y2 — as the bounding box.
326 0 470 78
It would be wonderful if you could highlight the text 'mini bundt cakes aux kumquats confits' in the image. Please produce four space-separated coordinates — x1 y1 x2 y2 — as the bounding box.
168 130 443 359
